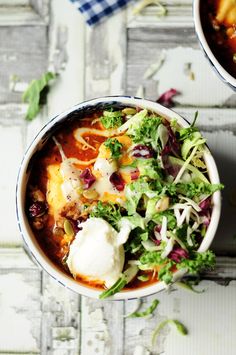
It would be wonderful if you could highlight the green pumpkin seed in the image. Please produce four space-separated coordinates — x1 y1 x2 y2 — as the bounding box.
64 219 74 237
122 107 137 116
82 189 99 200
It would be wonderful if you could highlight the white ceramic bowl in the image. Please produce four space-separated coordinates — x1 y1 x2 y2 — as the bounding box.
194 0 236 90
16 96 222 300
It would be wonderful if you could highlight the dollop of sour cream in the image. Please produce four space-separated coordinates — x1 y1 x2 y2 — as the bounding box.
66 218 131 288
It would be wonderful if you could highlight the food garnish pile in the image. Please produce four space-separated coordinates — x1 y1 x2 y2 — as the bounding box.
26 107 223 298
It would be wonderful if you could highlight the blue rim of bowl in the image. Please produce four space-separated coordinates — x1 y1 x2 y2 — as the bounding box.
16 95 221 300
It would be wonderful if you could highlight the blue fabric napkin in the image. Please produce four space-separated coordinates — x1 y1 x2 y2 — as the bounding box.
70 0 132 26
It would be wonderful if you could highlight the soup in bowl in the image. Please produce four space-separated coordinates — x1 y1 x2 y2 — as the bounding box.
194 0 236 90
16 96 222 299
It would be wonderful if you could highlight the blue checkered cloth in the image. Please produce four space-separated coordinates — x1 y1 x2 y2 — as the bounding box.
70 0 132 26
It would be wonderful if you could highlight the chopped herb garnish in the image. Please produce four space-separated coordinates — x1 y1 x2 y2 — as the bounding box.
104 138 123 159
99 275 127 299
90 201 122 230
176 250 215 275
127 114 162 150
179 111 198 137
137 274 149 282
100 110 123 129
99 265 138 299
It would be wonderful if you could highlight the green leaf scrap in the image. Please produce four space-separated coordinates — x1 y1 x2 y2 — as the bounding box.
125 299 159 318
22 71 56 120
99 275 127 299
152 319 188 346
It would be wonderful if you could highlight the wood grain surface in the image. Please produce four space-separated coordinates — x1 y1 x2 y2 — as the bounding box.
0 0 235 354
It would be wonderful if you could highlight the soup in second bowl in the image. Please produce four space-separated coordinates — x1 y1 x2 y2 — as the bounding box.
201 0 236 78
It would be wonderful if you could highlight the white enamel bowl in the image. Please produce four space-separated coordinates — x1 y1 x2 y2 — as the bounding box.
16 96 221 300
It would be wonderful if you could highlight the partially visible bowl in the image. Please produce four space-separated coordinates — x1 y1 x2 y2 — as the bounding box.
16 96 222 300
194 0 236 91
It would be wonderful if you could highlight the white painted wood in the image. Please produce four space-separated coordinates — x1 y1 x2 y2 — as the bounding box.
154 281 236 355
85 11 127 99
0 0 235 354
41 272 81 355
0 26 48 103
80 296 124 355
0 266 41 353
48 0 86 118
127 1 193 28
0 0 49 26
126 27 236 106
0 123 25 246
0 248 38 268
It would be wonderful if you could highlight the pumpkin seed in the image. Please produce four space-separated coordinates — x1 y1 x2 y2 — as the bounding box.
82 189 99 200
122 107 137 116
64 219 74 237
155 196 169 212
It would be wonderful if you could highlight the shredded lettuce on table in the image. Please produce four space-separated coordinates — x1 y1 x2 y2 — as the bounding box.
152 319 188 346
124 299 160 318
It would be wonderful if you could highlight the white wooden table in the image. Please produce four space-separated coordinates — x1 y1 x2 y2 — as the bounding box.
0 1 236 354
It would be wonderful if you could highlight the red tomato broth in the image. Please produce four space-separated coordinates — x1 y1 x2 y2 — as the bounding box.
26 112 159 292
200 0 236 78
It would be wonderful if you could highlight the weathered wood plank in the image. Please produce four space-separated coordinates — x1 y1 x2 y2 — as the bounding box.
126 27 236 106
124 280 236 355
0 266 41 353
126 26 197 100
85 11 127 100
0 247 38 268
0 0 49 26
41 272 81 355
48 0 86 118
0 26 48 103
127 1 193 29
0 123 25 246
80 297 124 355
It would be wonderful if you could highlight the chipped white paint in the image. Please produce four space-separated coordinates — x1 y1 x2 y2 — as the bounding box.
0 0 236 354
158 281 236 355
48 0 86 118
81 299 110 355
0 248 38 268
41 273 80 354
0 125 24 246
153 47 234 106
0 0 49 26
0 272 40 352
85 11 127 99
